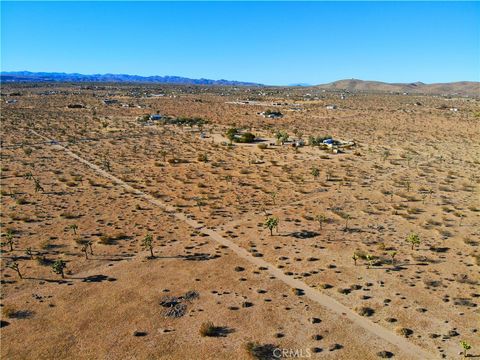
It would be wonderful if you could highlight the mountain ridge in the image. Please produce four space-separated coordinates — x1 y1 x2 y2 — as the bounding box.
0 71 263 86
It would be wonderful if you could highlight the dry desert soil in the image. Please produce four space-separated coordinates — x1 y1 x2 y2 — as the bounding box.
1 83 479 359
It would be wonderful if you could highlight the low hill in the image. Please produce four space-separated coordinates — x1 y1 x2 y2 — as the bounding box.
315 79 480 96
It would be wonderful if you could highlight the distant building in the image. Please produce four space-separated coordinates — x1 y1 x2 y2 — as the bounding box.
103 99 118 105
150 114 163 120
326 105 337 110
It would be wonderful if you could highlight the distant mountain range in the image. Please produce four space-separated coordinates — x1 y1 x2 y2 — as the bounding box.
1 72 478 96
0 71 262 86
315 79 480 96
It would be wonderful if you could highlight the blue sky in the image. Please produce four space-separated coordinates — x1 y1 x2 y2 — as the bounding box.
1 1 479 85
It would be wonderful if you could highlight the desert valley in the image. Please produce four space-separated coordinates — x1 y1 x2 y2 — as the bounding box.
1 82 479 359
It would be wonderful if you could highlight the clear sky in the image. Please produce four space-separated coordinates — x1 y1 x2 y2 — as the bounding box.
1 1 479 85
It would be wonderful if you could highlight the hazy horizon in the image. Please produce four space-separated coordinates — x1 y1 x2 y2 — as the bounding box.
2 69 479 87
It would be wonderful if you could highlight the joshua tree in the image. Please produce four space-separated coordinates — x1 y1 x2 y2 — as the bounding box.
102 157 111 172
365 254 375 269
315 214 327 231
226 128 237 144
460 340 471 359
388 251 397 265
404 180 411 192
352 252 359 266
421 193 427 204
76 239 91 259
382 149 390 162
142 234 154 258
24 172 44 193
343 214 351 231
275 131 289 145
406 233 421 250
405 153 413 167
270 191 277 206
311 167 320 180
25 247 34 259
4 229 15 251
88 241 94 255
160 150 168 162
69 224 78 235
265 217 279 236
33 178 44 193
52 259 67 278
326 169 333 181
7 262 22 279
195 197 206 211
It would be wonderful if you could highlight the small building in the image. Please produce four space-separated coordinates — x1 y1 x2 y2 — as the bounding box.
326 105 337 110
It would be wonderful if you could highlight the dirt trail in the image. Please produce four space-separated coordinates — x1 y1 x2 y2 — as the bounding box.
31 130 435 360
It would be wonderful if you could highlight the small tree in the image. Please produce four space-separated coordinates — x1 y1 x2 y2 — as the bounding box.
76 239 91 259
265 217 279 236
326 169 333 181
388 251 397 265
52 259 67 278
195 198 206 211
69 224 78 235
315 214 327 231
142 234 154 258
311 167 320 180
226 128 237 144
460 340 471 359
343 214 351 231
365 254 375 269
7 262 22 279
25 247 34 259
382 149 390 162
34 178 44 193
406 233 421 250
270 191 277 206
160 150 168 162
275 131 289 145
352 252 358 266
4 229 15 251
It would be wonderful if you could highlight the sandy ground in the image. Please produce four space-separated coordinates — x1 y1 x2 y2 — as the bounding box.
1 84 479 359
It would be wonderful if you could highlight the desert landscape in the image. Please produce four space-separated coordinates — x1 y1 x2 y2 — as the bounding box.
0 82 479 359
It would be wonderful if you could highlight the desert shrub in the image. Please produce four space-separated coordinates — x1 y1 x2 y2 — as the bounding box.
197 153 208 162
2 305 16 318
15 198 28 205
199 321 217 337
257 143 268 150
237 132 256 143
60 212 78 219
356 306 375 317
244 342 278 360
397 327 413 337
